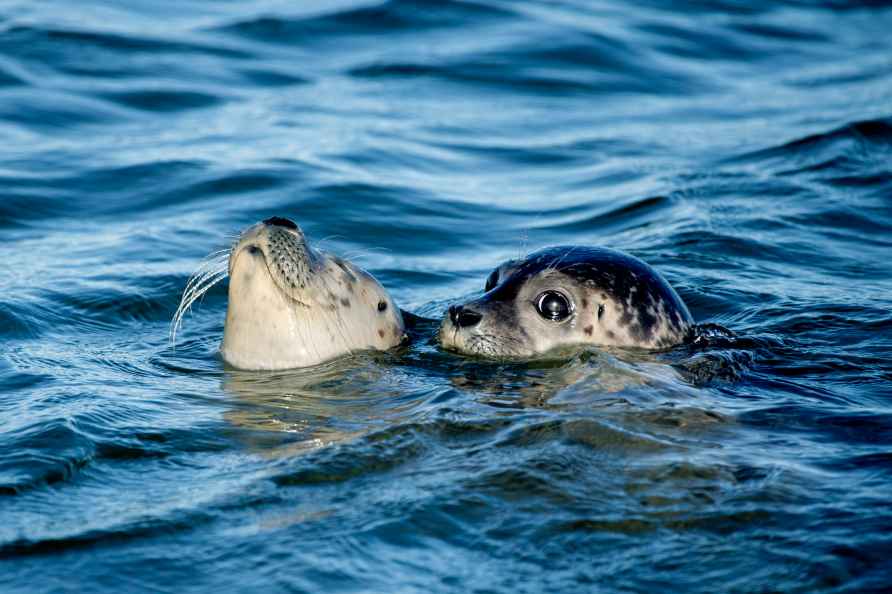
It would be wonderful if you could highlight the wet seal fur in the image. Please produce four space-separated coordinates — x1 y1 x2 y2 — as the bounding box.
438 246 694 358
221 217 405 370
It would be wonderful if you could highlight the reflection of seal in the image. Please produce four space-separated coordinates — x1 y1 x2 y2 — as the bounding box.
438 246 693 358
221 217 405 370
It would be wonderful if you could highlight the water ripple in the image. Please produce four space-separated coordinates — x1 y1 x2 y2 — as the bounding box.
1 0 892 592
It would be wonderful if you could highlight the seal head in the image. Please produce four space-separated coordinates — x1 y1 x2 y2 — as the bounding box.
220 217 405 370
438 246 693 358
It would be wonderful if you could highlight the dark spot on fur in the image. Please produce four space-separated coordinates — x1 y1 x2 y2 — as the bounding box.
606 330 615 339
341 271 357 286
581 298 588 309
378 300 387 312
377 329 385 338
583 325 593 336
327 291 337 301
334 258 357 280
340 298 351 307
619 310 634 326
392 324 400 338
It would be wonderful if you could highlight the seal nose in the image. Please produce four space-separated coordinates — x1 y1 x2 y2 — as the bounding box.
263 216 298 230
449 305 483 328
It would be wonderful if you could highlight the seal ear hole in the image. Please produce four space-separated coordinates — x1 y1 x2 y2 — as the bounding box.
598 304 605 320
377 300 387 312
484 269 500 292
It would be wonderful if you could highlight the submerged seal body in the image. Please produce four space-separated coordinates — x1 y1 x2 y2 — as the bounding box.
221 217 405 370
438 246 693 358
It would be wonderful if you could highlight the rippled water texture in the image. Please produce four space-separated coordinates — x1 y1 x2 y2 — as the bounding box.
2 1 892 592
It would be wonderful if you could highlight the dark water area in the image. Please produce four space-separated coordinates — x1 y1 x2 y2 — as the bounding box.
2 0 892 592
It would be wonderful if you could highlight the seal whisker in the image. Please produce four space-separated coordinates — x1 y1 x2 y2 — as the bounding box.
171 267 228 346
339 247 392 265
180 263 228 305
181 252 229 296
171 270 228 340
315 235 345 251
544 245 579 274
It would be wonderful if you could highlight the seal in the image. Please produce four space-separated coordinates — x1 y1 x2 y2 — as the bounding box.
219 217 405 370
438 246 693 358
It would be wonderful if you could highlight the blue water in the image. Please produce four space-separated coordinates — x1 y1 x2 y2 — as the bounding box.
2 1 892 592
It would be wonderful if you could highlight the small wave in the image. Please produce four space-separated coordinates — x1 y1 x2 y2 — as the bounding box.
728 117 892 168
99 89 222 113
0 89 129 130
351 52 706 97
530 194 677 234
211 0 514 44
0 63 25 87
0 420 94 496
272 423 430 487
0 511 212 558
0 24 251 60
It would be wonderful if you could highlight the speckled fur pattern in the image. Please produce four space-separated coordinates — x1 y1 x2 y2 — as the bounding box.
438 246 693 359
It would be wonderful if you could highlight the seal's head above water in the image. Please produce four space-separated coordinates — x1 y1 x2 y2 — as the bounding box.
220 217 405 370
438 246 693 359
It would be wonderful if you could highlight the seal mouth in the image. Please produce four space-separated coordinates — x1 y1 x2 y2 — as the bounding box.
437 317 529 359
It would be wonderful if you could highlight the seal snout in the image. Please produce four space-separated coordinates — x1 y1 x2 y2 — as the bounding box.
449 304 483 328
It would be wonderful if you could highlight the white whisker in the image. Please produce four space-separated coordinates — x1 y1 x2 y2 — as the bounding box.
181 252 228 296
545 245 578 274
170 251 230 347
340 247 391 264
315 235 345 251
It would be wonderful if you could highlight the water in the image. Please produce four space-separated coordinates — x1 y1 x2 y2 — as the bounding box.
1 0 891 591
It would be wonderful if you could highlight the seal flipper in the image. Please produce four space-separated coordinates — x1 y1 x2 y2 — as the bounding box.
684 323 737 348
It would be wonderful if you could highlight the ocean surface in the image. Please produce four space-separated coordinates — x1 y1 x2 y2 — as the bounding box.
1 1 891 592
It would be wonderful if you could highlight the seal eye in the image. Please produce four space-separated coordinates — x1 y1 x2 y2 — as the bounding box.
535 291 572 322
484 269 499 292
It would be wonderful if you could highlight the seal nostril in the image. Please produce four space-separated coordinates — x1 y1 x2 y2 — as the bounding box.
450 305 482 328
263 216 298 230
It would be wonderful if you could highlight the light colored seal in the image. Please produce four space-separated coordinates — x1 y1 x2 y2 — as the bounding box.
438 246 693 358
220 217 405 370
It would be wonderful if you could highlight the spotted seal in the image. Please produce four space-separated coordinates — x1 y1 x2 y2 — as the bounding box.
219 217 405 370
438 246 693 358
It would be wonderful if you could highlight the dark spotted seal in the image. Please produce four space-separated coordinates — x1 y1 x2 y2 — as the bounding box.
438 246 693 358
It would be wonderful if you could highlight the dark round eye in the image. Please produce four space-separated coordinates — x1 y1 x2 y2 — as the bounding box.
535 291 572 322
484 269 499 292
